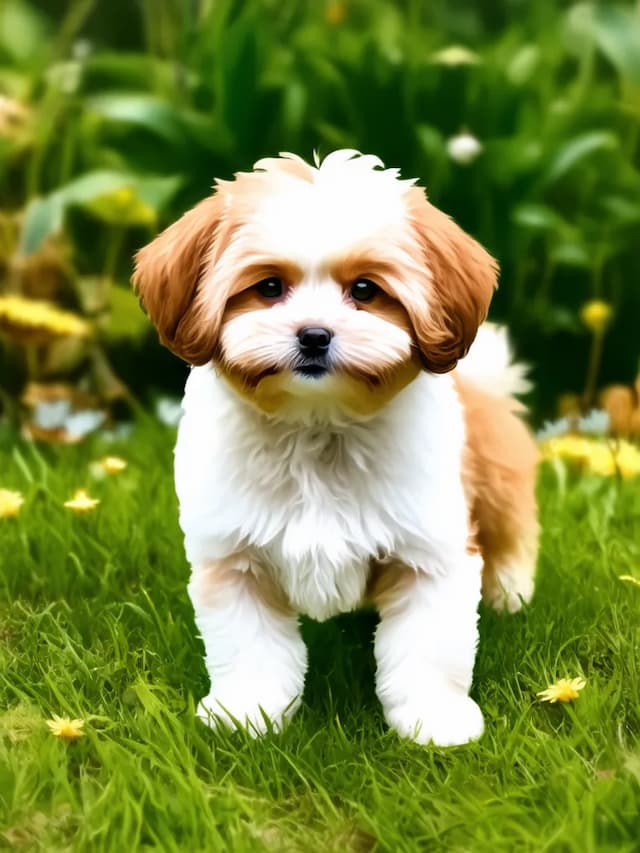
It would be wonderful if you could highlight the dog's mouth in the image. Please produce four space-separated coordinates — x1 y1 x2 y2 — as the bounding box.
251 359 331 384
293 357 330 379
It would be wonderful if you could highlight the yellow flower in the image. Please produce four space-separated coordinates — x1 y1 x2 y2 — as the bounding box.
85 186 156 226
537 677 586 703
619 575 640 587
615 441 640 479
540 435 640 479
64 489 100 512
46 714 85 740
0 295 90 341
0 488 24 518
580 300 612 334
97 456 127 474
0 95 30 138
325 1 346 25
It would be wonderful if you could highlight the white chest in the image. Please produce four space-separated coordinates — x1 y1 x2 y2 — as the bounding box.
175 368 469 621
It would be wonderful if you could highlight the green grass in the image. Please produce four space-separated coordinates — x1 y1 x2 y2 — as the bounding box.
1 419 640 852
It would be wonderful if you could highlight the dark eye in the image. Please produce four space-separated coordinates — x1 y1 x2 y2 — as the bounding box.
256 277 284 299
350 279 379 303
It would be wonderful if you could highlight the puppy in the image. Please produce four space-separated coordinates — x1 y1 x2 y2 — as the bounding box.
133 150 539 746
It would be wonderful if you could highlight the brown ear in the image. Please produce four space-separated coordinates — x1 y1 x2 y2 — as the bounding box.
132 195 225 364
407 188 498 374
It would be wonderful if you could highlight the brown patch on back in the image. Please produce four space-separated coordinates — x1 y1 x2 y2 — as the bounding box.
455 375 539 598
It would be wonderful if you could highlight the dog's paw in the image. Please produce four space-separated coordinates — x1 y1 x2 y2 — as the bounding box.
483 562 535 614
197 683 302 736
384 691 484 747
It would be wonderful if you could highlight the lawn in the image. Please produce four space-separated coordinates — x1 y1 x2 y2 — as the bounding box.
1 418 640 852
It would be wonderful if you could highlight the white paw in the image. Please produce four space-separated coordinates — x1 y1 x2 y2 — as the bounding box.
197 682 302 736
483 564 535 613
384 691 484 747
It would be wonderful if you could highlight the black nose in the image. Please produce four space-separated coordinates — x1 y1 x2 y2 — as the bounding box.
297 326 333 355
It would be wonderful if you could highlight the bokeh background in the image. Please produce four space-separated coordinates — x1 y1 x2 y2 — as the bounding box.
1 0 639 431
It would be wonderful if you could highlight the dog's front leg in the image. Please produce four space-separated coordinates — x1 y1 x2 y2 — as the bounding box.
372 552 484 747
188 555 307 734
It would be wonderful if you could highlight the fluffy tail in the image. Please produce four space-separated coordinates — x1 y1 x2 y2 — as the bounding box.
456 323 531 398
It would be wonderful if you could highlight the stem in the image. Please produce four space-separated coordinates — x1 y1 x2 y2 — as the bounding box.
583 330 604 411
103 227 125 282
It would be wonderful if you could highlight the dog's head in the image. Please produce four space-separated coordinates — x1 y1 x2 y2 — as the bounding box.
133 151 497 419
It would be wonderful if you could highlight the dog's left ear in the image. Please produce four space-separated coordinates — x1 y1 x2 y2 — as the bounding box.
406 188 498 374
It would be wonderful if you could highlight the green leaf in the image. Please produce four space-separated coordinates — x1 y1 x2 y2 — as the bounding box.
550 241 591 269
512 203 564 232
87 93 185 144
19 171 182 254
591 5 640 84
542 131 618 185
107 285 150 343
506 44 540 86
80 188 156 227
19 196 64 256
134 175 183 211
53 170 134 207
85 51 177 90
599 195 640 225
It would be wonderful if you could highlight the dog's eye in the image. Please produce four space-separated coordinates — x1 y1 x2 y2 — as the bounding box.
350 279 379 303
256 277 284 299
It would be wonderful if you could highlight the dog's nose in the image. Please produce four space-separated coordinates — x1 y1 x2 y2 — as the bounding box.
297 327 333 355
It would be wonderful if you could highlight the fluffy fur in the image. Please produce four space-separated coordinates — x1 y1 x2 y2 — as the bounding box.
133 150 539 746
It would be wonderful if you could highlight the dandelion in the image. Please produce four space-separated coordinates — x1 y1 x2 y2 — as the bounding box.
0 489 24 518
446 132 482 165
46 715 85 740
64 489 100 513
0 295 90 342
537 677 586 703
615 441 640 479
97 456 127 474
540 435 640 479
580 300 613 335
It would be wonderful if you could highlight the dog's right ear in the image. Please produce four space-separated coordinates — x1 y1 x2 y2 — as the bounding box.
132 195 225 365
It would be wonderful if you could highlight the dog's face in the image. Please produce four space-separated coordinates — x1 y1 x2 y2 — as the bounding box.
133 151 497 419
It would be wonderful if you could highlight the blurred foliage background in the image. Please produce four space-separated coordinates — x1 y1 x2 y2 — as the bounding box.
0 0 639 424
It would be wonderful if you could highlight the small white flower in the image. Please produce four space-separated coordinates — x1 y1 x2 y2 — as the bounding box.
32 399 72 430
64 410 106 442
446 132 482 165
155 397 183 427
577 409 610 436
536 417 572 442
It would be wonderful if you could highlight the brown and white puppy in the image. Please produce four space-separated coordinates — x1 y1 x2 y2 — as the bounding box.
134 150 538 746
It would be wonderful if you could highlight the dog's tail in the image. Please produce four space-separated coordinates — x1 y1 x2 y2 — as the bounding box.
456 323 531 398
